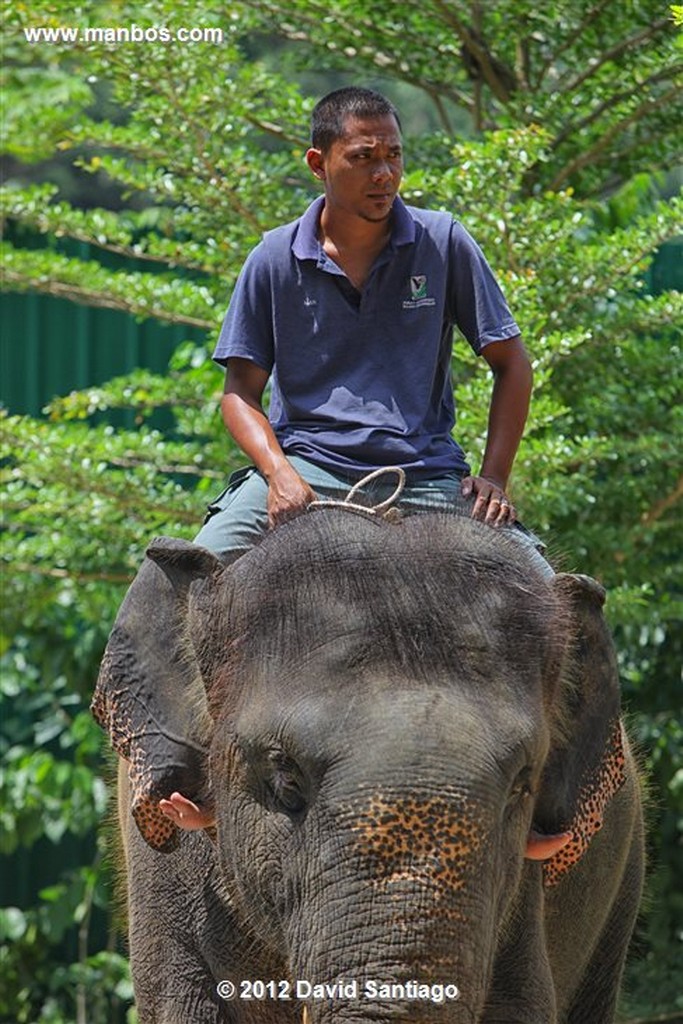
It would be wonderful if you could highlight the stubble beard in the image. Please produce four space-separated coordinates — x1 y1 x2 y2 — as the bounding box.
358 205 394 224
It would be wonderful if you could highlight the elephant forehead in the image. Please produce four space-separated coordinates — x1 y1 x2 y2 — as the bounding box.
340 792 488 888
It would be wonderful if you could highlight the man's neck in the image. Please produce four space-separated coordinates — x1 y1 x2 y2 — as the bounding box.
319 205 392 254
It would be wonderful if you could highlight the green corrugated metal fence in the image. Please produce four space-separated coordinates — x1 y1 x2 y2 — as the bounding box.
1 289 207 417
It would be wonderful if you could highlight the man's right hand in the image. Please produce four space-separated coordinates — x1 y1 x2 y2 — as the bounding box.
222 358 318 527
266 462 318 528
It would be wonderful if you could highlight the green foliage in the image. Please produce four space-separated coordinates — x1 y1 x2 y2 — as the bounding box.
0 897 134 1024
1 1 681 1019
0 594 129 1023
244 0 683 195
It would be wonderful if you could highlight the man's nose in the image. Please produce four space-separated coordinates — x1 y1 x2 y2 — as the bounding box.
372 161 393 182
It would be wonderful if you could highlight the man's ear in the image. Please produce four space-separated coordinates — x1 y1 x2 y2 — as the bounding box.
306 147 325 179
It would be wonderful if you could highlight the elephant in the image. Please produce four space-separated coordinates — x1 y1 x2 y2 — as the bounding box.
92 507 644 1023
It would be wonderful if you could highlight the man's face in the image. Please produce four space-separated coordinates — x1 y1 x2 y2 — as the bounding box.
307 114 403 224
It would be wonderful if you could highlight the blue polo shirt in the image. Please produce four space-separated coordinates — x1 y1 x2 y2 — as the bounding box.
213 196 520 479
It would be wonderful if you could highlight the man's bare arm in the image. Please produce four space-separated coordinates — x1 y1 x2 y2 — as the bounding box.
461 336 533 526
221 357 317 526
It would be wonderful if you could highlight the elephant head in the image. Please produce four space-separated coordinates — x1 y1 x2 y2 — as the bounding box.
93 510 628 1023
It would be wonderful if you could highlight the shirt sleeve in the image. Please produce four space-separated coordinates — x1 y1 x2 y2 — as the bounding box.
448 221 520 354
212 242 274 370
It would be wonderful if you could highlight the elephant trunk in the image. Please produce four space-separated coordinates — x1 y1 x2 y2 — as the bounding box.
300 983 476 1023
288 784 499 1022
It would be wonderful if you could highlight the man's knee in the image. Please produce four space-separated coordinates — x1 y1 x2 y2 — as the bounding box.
193 467 269 558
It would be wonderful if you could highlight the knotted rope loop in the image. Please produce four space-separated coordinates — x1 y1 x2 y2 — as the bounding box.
308 466 406 521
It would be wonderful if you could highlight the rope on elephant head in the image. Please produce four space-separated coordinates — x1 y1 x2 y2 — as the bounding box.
307 466 406 522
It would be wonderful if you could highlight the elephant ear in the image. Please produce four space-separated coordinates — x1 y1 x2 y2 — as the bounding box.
535 573 627 887
91 537 224 852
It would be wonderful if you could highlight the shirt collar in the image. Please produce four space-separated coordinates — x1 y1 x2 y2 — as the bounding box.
292 194 416 260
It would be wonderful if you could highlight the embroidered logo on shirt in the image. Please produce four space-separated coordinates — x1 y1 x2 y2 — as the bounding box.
403 274 436 310
410 275 427 299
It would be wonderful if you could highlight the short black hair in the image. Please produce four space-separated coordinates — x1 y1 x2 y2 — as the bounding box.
310 87 401 151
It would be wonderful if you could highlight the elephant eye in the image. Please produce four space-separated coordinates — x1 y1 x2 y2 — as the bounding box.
267 752 307 817
509 766 534 801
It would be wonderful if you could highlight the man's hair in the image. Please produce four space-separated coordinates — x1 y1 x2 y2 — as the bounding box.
310 87 401 151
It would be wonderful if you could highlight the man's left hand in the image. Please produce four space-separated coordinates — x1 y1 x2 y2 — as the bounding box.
461 475 516 527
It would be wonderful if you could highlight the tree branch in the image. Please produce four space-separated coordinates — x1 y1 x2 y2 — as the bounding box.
1 270 216 330
574 125 683 196
423 86 455 134
250 0 474 111
161 78 264 233
432 0 516 104
541 233 679 323
471 0 484 131
535 0 617 87
560 17 670 94
242 114 308 149
4 218 215 275
548 85 681 190
10 562 135 584
550 65 683 152
107 454 223 478
94 46 265 233
515 35 531 93
639 476 683 527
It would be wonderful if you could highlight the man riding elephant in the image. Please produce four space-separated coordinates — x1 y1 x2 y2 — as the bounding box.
161 84 543 830
91 87 644 1023
197 85 534 550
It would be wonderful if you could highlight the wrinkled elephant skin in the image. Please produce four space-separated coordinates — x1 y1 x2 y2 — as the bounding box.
93 510 644 1023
